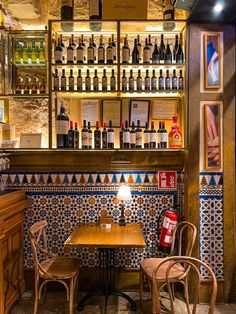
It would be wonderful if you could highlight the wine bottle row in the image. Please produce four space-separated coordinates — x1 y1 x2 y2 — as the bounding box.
16 74 46 94
15 41 46 64
56 104 183 149
53 68 184 92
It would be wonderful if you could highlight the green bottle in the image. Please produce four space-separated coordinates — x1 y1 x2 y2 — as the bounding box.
15 43 22 64
27 42 32 64
39 42 45 63
22 42 28 64
31 41 37 64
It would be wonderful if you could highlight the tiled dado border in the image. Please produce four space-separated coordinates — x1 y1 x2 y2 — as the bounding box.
199 172 223 279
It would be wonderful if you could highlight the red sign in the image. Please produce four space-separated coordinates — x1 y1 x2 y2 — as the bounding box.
158 171 177 190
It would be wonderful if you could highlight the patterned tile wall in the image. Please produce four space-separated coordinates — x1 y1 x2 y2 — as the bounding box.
199 172 223 279
1 171 184 270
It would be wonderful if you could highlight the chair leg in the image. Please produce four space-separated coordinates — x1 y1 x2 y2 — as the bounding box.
152 281 162 314
34 277 39 314
183 279 191 314
69 277 75 314
139 268 144 307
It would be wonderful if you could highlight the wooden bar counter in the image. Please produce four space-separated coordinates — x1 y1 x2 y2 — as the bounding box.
0 190 29 314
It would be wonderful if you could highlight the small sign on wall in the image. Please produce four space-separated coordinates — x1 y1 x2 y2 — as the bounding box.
158 171 177 190
103 0 147 20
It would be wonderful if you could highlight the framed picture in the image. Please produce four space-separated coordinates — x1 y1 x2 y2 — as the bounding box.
80 99 100 127
102 99 121 127
204 104 221 170
152 98 178 120
19 133 42 148
129 100 150 127
203 32 222 89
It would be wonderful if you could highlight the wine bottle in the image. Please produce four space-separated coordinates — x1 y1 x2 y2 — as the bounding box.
94 120 101 149
137 34 142 61
93 69 99 91
60 34 66 62
98 35 105 63
31 41 37 64
144 121 149 148
148 34 153 59
137 69 142 92
22 42 28 64
132 38 139 64
122 36 130 64
27 43 32 64
71 34 76 62
67 37 74 63
168 116 183 148
68 121 74 148
129 70 134 92
176 39 184 64
32 74 39 94
88 121 92 149
123 120 130 149
151 70 157 92
143 38 150 64
144 69 150 93
69 69 74 91
165 40 172 64
102 69 107 91
172 69 177 90
24 74 31 94
61 0 73 19
119 122 124 149
149 121 156 149
53 69 59 91
91 34 96 62
173 34 178 63
87 38 94 64
110 69 116 91
77 69 83 91
102 122 108 149
40 75 46 94
106 38 113 64
85 69 91 91
89 0 102 19
16 74 23 94
55 39 63 64
157 121 162 148
165 69 171 90
122 69 127 92
81 120 88 149
159 34 165 64
107 120 114 149
130 122 136 149
76 38 84 64
152 38 160 64
178 69 184 90
39 42 45 64
56 102 69 148
74 122 79 149
160 121 168 148
81 35 86 61
61 69 67 91
158 69 164 90
163 0 174 20
111 34 116 62
135 120 142 149
15 43 22 64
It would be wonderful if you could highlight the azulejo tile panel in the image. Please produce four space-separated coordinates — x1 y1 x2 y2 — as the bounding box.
1 170 184 270
199 172 223 279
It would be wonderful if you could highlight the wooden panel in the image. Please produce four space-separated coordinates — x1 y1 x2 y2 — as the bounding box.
2 239 8 263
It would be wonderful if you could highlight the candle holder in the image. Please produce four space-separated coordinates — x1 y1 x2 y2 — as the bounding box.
117 185 132 227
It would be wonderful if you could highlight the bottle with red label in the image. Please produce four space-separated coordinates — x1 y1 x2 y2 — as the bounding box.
168 116 183 148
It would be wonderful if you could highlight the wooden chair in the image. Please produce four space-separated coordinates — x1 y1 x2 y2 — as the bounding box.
140 221 197 312
152 256 217 314
29 220 80 314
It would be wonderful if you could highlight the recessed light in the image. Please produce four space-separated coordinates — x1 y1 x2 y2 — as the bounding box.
214 3 224 13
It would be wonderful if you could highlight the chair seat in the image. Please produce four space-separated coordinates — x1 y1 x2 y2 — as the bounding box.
141 258 185 281
40 257 79 279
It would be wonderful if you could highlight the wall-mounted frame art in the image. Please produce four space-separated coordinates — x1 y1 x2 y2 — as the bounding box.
102 99 121 127
129 99 150 127
203 32 222 89
204 103 221 170
19 133 42 148
80 99 100 127
152 98 178 120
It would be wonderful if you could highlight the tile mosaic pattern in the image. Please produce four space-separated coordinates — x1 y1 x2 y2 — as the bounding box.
1 171 184 270
199 172 223 279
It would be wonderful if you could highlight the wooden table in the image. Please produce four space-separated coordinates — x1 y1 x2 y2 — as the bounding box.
65 223 145 313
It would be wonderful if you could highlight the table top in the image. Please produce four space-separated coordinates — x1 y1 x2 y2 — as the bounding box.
65 223 146 248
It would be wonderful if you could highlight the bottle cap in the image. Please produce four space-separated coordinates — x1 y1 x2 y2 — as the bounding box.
172 116 178 123
75 122 78 129
103 122 106 128
70 121 73 128
96 121 99 128
121 122 124 129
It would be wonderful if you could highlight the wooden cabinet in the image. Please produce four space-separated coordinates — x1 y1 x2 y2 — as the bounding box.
0 190 29 314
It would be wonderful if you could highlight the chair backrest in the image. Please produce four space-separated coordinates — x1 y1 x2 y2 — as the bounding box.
169 221 197 257
29 220 49 275
164 256 217 314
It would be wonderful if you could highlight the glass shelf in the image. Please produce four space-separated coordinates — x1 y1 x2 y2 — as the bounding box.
8 94 49 98
51 63 118 67
13 63 46 68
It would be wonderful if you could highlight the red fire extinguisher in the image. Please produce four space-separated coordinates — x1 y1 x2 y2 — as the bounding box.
159 209 179 253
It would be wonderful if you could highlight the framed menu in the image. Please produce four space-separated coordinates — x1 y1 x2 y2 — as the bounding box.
102 99 121 127
129 100 150 127
81 99 100 127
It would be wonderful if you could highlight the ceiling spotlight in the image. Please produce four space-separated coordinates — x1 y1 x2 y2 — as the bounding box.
214 3 224 13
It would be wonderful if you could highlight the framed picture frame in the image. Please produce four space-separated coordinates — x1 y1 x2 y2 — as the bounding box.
152 98 178 120
102 99 121 127
203 32 222 89
129 100 150 127
80 99 100 127
204 103 221 170
19 133 42 148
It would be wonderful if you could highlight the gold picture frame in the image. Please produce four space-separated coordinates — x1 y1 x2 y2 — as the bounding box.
204 103 221 170
80 99 100 127
102 99 121 127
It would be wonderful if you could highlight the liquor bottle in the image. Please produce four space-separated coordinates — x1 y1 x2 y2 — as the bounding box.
119 122 124 149
172 69 177 90
24 74 31 94
169 116 183 148
22 42 28 64
93 69 99 91
137 34 142 61
135 120 142 148
151 70 157 92
165 69 171 90
176 39 184 64
102 122 108 149
55 39 63 64
81 120 88 149
163 0 174 20
61 69 67 91
165 40 172 64
39 42 46 63
132 38 139 64
129 70 134 92
159 34 165 64
137 69 142 92
102 69 107 91
122 69 127 92
77 69 83 91
87 38 94 64
89 0 102 19
122 37 130 64
39 75 46 94
76 38 84 63
158 69 164 90
61 0 73 19
110 69 116 91
15 43 22 64
106 38 113 64
148 34 153 59
94 120 101 149
130 122 136 149
56 102 69 148
98 35 105 63
160 121 168 148
143 122 149 148
157 121 162 148
88 121 92 149
152 38 160 64
107 120 114 149
144 69 150 93
149 121 156 149
67 37 74 63
53 69 59 91
68 121 74 148
173 34 178 63
69 69 74 91
178 69 184 90
31 41 37 64
111 34 116 62
143 38 150 64
85 69 91 91
123 120 130 149
91 34 96 62
74 122 79 148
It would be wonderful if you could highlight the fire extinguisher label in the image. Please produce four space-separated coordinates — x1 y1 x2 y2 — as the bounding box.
163 217 170 229
164 235 173 243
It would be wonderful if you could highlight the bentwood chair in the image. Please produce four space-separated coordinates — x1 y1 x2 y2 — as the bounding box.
29 220 80 314
140 221 197 311
152 256 217 314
